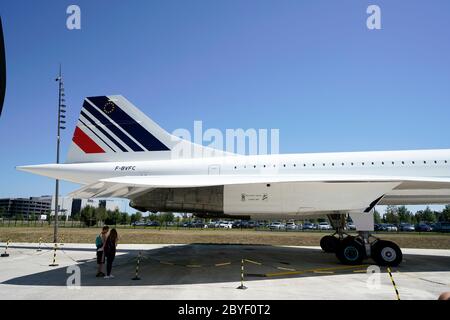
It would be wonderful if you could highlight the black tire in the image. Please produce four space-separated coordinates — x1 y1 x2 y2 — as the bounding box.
371 240 403 266
335 237 365 265
320 235 340 253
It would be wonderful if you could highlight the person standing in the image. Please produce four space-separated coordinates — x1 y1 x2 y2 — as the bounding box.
95 226 109 277
103 228 118 279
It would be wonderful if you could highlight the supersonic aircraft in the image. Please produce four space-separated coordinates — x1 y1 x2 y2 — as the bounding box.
18 95 450 266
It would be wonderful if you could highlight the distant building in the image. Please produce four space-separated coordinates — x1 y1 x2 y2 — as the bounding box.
0 196 52 219
0 196 123 220
82 199 120 212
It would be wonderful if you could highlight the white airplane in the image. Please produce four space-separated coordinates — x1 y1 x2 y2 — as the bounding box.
18 95 450 266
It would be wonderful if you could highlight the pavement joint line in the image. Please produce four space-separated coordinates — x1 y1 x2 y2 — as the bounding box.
277 267 296 271
244 259 262 265
215 262 232 267
396 270 449 286
265 264 369 277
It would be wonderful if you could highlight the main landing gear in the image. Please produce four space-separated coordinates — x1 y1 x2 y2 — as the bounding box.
320 214 403 266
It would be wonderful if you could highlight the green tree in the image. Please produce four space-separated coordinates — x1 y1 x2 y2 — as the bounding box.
374 210 382 224
418 206 436 223
130 212 143 224
80 205 96 226
120 212 130 225
441 205 450 222
160 212 174 224
104 208 122 225
397 206 412 223
135 212 143 222
385 205 399 224
95 207 107 225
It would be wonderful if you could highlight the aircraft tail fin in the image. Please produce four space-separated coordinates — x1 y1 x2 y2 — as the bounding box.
66 95 231 163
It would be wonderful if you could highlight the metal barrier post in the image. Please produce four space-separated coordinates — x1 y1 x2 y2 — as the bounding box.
37 237 42 251
1 239 10 257
387 267 400 300
49 243 59 266
132 251 142 280
236 259 247 289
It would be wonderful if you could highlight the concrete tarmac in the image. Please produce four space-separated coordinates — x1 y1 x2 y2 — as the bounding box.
0 242 449 300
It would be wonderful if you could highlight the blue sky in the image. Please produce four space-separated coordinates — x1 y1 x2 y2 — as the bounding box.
0 1 449 213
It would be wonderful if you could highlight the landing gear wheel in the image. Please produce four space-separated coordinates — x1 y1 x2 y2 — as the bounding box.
320 235 340 253
371 240 403 266
336 237 365 265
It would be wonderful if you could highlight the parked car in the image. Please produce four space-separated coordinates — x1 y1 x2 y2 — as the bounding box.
146 221 160 227
285 222 297 230
317 222 332 230
203 222 216 228
433 222 450 233
219 221 233 229
191 221 206 228
269 222 285 230
385 224 398 232
374 223 387 231
232 220 243 228
346 223 356 230
398 223 415 232
132 221 146 227
415 223 432 232
302 222 316 230
247 221 259 228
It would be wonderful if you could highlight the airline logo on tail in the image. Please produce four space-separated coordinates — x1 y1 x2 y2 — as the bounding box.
72 96 170 154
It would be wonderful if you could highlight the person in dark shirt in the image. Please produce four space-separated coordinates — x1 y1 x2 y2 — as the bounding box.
103 228 118 279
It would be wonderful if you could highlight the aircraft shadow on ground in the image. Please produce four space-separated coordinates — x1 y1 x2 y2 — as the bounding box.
3 244 450 287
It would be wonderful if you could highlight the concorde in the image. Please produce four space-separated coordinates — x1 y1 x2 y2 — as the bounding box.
17 95 450 266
